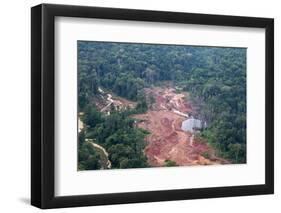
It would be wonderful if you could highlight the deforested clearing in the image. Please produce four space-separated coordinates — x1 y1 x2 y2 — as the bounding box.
134 86 229 166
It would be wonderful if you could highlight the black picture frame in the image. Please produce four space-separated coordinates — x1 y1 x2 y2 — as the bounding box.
31 3 274 209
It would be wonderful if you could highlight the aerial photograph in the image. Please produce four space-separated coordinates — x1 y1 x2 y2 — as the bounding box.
77 41 246 170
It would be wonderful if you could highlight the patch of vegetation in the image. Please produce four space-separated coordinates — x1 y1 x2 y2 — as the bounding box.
164 160 178 167
78 142 102 170
201 151 210 159
79 106 150 170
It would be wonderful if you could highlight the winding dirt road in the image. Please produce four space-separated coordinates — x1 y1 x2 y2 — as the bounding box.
89 140 112 169
79 117 112 169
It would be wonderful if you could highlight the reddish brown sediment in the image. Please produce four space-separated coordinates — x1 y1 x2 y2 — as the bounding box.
134 87 228 166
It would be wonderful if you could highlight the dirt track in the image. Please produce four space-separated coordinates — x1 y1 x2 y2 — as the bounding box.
134 87 228 167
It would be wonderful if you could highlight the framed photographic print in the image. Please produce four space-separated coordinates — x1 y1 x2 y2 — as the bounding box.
31 3 274 209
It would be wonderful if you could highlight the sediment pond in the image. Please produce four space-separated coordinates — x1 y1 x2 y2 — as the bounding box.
181 117 204 133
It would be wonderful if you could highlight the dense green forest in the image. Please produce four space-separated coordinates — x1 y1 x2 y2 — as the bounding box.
78 41 246 170
79 107 149 170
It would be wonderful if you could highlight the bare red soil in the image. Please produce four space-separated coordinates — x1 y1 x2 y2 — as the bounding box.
134 87 228 167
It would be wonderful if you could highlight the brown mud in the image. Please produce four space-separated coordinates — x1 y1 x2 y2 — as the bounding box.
134 87 228 167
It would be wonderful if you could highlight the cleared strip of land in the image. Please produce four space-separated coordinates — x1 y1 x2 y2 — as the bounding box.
134 87 228 166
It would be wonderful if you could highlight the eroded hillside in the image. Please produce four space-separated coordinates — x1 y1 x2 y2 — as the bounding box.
134 87 228 166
